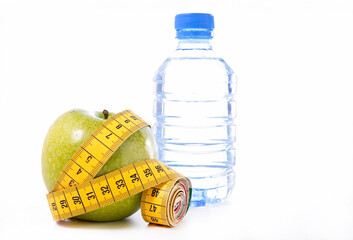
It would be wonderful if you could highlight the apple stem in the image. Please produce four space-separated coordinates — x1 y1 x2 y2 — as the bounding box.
103 109 109 119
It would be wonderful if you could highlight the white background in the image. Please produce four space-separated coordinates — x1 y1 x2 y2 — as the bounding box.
0 0 352 239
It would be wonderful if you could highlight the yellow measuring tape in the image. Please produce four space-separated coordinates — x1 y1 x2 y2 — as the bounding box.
46 110 191 227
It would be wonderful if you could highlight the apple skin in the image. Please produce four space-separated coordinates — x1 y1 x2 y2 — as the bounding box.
42 109 158 221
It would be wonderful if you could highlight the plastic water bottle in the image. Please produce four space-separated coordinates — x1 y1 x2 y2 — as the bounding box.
153 13 236 207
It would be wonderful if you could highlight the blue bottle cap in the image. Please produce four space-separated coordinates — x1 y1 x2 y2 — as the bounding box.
175 13 214 39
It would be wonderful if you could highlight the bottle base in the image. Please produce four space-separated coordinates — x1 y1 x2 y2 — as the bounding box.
181 168 235 207
160 161 235 207
190 184 234 207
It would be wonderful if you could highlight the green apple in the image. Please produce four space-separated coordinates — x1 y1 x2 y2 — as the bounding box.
42 109 158 221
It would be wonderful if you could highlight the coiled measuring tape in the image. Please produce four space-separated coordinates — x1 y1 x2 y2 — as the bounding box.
46 110 192 227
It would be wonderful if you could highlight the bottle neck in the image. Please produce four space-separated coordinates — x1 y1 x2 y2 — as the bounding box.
176 38 213 51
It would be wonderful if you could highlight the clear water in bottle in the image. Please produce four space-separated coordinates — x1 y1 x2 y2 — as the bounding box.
153 13 236 207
